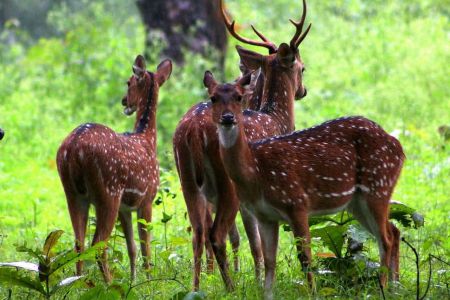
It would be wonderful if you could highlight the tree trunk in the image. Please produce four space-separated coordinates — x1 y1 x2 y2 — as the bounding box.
136 0 227 68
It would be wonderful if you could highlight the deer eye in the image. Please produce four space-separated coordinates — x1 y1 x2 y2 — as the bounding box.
236 95 243 102
210 96 217 103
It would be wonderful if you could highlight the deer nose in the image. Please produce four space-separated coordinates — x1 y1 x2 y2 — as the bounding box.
303 87 307 97
220 112 236 126
122 96 127 106
0 129 4 140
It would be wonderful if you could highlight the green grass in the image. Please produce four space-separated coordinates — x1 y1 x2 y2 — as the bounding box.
0 0 449 298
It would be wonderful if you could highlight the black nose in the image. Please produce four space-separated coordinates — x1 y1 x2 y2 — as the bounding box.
220 113 236 125
0 129 4 140
303 88 307 97
122 96 127 106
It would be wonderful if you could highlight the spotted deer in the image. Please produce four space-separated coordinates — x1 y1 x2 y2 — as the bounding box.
206 71 404 298
173 0 311 290
56 55 172 283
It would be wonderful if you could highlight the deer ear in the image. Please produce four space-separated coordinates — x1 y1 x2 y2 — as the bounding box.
133 55 146 79
155 59 172 86
236 71 253 88
236 46 265 70
235 71 253 95
277 43 295 67
203 71 217 95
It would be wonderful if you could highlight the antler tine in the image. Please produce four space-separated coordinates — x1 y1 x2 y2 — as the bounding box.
295 22 311 48
250 25 277 54
220 0 277 53
289 0 308 49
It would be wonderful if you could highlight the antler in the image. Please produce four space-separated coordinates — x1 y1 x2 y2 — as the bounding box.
220 0 277 54
289 0 312 50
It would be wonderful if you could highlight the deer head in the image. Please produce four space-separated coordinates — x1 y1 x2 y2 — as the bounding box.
204 71 252 150
220 0 311 101
122 55 172 116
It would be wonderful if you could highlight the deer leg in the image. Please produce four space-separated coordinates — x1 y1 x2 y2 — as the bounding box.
228 221 240 272
389 222 400 282
183 189 208 291
204 206 215 273
289 211 314 289
350 194 393 287
209 181 239 292
118 210 137 281
137 201 153 279
240 206 263 281
258 220 279 300
67 195 89 276
92 200 120 283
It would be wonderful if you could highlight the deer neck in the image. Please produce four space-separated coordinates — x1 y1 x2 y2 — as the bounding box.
260 72 295 133
218 122 256 187
134 73 158 147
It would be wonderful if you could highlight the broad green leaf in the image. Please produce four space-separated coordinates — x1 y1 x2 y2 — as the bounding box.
43 230 64 259
50 276 84 295
171 291 206 300
389 201 424 228
79 285 121 300
347 224 370 244
161 212 173 223
0 268 45 294
49 241 106 274
311 225 348 258
0 262 39 272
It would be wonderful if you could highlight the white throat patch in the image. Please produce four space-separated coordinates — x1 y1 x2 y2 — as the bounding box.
218 125 239 149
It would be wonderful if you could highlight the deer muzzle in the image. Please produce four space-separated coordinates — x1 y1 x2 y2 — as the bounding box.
220 112 237 127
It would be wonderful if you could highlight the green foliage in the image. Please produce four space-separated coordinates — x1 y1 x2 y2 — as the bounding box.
0 230 104 299
0 0 449 299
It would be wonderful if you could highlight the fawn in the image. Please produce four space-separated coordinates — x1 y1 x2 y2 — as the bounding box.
56 55 172 282
173 0 311 290
206 71 404 298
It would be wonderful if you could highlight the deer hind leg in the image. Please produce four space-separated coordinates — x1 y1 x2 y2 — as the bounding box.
118 209 137 281
389 222 400 282
258 220 279 300
240 206 263 281
92 198 120 283
289 210 314 290
137 200 153 279
204 205 215 273
228 221 240 272
66 193 89 276
183 189 208 291
349 193 394 287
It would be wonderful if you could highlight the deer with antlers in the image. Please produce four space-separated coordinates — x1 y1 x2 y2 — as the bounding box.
206 71 404 298
56 55 172 282
173 0 311 290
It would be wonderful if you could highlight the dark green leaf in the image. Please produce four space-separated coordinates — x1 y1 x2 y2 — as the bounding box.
161 212 173 223
389 201 424 228
43 230 64 259
311 225 348 258
49 241 106 274
0 268 45 294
